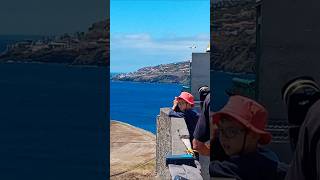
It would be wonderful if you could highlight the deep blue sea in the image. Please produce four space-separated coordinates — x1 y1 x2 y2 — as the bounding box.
211 71 256 111
110 72 255 134
110 81 182 133
0 62 107 180
0 36 255 179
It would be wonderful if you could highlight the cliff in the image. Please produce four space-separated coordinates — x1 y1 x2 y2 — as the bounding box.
112 61 190 84
211 0 256 73
110 120 155 179
0 19 109 66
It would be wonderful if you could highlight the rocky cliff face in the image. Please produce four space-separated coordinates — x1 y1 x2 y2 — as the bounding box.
0 19 109 66
211 0 256 73
112 61 190 84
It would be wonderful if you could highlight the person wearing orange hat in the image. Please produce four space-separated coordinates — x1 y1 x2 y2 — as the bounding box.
209 95 287 180
169 91 199 146
172 91 195 112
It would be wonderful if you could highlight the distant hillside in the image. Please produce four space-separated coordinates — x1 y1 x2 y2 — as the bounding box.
110 72 121 79
0 35 44 53
211 0 256 73
0 19 109 66
111 61 190 84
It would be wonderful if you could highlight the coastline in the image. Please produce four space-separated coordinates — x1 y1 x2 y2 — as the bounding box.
111 69 255 85
110 120 156 135
110 79 184 86
211 69 256 76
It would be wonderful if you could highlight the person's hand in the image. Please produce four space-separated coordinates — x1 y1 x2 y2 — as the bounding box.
192 139 210 156
172 97 179 110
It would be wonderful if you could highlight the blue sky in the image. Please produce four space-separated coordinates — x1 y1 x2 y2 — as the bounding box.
111 0 210 73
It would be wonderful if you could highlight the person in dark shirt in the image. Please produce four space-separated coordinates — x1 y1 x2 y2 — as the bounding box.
198 86 210 110
192 87 211 156
193 87 229 161
209 95 286 180
282 76 320 180
192 91 228 161
169 91 199 144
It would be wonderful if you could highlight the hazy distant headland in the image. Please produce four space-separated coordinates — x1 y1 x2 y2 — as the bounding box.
0 19 109 67
111 61 190 85
111 54 254 84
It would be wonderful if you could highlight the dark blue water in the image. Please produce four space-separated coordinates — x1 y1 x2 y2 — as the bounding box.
211 70 256 111
110 72 255 134
0 63 107 180
110 81 182 133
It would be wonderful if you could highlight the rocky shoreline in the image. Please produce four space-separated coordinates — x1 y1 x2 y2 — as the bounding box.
112 61 190 84
211 0 257 73
0 19 109 66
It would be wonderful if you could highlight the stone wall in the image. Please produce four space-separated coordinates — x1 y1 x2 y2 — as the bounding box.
156 108 211 179
156 108 188 179
156 108 172 179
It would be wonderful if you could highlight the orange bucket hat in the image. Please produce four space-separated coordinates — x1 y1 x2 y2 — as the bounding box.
212 95 272 145
177 92 195 107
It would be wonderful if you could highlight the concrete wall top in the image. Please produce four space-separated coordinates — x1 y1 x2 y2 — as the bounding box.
156 108 210 179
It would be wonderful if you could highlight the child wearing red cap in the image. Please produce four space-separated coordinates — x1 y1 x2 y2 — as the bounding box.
169 92 199 145
209 95 287 180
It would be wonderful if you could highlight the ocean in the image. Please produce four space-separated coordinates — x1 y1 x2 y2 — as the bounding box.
0 62 107 179
110 80 182 133
211 71 256 111
110 72 255 134
0 36 255 179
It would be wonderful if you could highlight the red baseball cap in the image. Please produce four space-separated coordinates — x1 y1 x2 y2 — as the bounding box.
212 95 272 145
177 92 195 107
